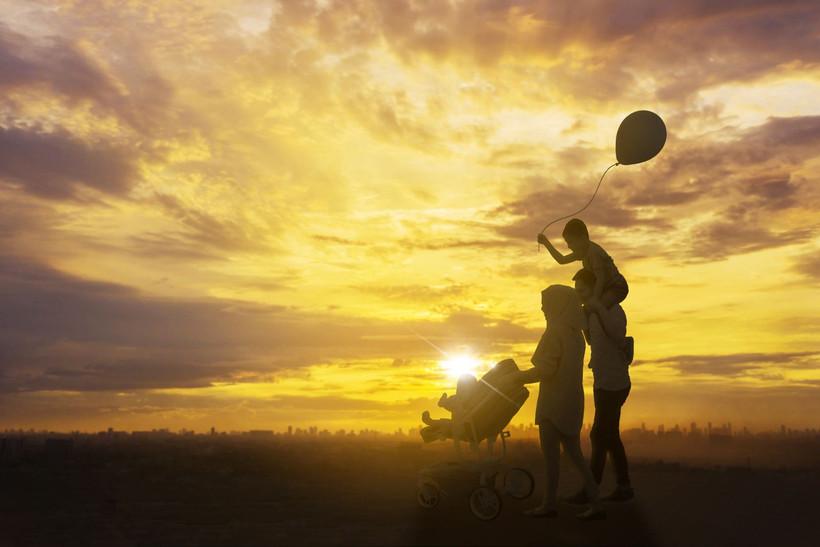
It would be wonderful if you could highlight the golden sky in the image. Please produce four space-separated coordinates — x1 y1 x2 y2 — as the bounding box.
0 0 818 432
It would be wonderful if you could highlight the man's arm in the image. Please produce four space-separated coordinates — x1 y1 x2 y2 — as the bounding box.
537 234 578 265
592 274 606 300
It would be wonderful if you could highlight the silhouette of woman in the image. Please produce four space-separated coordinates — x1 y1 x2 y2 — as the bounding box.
506 285 605 519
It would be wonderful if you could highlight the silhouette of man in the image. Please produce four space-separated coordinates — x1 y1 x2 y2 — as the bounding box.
568 268 634 503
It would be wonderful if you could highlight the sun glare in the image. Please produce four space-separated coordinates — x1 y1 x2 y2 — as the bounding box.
440 354 482 379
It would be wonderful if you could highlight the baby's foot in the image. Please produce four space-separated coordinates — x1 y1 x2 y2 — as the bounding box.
421 410 434 426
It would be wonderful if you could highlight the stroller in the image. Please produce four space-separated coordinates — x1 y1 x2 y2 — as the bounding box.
416 359 535 520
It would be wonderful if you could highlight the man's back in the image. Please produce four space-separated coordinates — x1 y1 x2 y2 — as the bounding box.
588 304 630 391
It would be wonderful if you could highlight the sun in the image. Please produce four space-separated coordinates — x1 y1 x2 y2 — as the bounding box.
439 353 482 379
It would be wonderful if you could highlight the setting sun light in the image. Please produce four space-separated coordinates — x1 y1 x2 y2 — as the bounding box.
440 354 482 379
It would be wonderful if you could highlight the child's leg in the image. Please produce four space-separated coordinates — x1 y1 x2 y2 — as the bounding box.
422 410 452 429
600 275 629 309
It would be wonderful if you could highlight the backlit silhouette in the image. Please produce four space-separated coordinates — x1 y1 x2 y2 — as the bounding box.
505 285 605 520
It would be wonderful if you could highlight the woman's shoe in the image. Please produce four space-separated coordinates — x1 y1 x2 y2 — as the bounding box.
524 504 558 518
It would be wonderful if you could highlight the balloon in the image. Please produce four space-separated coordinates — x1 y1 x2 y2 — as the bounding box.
615 110 666 165
538 109 667 239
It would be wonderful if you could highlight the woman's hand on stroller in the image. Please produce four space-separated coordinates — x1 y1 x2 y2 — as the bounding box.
495 373 523 393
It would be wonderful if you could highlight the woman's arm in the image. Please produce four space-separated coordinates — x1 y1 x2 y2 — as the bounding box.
509 367 543 385
537 234 578 265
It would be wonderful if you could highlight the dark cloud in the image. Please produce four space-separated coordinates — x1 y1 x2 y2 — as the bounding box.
634 351 819 377
282 1 820 104
689 217 812 260
0 23 172 132
626 116 820 209
488 174 671 243
17 361 240 393
147 193 274 255
0 127 136 199
790 249 820 282
472 116 820 261
0 255 539 393
0 24 122 108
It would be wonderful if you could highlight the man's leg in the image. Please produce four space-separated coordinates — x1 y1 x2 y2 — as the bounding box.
606 387 633 497
589 388 608 484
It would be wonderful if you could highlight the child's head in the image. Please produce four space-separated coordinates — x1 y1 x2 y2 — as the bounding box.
562 218 589 251
456 374 478 395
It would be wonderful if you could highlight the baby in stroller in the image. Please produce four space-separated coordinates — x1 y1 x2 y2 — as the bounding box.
419 358 528 444
416 358 535 520
420 374 479 442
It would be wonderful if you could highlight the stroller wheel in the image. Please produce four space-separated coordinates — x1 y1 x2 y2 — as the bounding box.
417 482 440 508
503 467 535 500
469 486 502 521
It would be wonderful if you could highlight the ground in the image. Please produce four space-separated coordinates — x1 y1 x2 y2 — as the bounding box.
0 436 817 546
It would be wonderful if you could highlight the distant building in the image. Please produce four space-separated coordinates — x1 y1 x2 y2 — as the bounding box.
248 430 274 437
1 437 24 463
45 438 73 460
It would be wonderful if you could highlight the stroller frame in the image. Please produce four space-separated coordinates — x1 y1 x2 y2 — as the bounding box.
416 378 535 520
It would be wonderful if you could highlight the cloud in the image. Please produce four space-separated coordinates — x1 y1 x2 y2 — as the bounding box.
281 0 820 105
0 254 539 393
634 351 819 377
0 126 137 199
0 24 123 109
487 174 672 243
351 283 467 302
0 22 172 133
147 193 275 254
790 249 820 282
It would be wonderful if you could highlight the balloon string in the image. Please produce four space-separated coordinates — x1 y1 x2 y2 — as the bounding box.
537 162 619 251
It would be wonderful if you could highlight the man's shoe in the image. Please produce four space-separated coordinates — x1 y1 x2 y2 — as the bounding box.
602 486 634 502
561 490 589 505
576 505 606 521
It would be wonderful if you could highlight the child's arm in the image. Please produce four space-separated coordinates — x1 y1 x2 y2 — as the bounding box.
537 234 579 265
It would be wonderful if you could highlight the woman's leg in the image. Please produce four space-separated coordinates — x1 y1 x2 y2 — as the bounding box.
562 434 606 519
528 421 561 512
561 434 601 506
